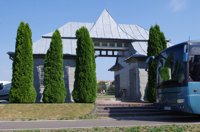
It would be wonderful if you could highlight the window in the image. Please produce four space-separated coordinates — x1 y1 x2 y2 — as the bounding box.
189 55 200 81
117 43 122 47
94 42 99 47
0 83 3 90
157 44 186 88
124 43 130 47
110 43 115 47
189 45 200 81
102 42 107 47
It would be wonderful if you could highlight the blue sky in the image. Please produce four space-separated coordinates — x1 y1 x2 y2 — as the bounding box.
0 0 200 81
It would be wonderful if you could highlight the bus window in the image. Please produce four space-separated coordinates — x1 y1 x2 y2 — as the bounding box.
0 83 3 90
189 55 200 81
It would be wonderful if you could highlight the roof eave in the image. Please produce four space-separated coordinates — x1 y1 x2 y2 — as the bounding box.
125 55 147 63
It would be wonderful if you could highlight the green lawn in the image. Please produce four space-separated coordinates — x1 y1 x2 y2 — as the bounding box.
58 124 200 132
0 103 94 121
13 124 200 132
97 94 115 97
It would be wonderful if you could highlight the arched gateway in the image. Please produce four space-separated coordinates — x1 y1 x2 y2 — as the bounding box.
8 9 171 102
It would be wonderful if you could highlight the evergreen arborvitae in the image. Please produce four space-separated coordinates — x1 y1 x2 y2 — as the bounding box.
42 30 66 103
147 24 167 103
72 27 97 103
9 22 36 103
160 32 167 50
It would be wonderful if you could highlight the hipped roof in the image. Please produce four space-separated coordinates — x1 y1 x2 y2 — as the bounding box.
33 9 172 56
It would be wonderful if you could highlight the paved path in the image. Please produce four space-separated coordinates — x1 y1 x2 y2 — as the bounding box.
0 116 200 130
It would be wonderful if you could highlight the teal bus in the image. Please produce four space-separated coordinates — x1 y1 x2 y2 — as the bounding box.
147 41 200 114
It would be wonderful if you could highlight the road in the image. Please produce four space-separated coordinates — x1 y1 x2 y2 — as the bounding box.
0 116 200 130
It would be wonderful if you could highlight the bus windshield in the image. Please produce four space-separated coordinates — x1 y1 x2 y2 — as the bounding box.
157 44 187 88
189 45 200 81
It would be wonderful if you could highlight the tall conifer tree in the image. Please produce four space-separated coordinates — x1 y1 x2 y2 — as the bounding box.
72 27 97 103
147 24 167 102
43 30 66 103
9 22 36 103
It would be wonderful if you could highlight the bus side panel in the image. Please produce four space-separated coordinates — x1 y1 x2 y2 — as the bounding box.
186 82 200 114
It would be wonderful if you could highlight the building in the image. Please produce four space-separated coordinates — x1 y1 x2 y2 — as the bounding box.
8 9 171 102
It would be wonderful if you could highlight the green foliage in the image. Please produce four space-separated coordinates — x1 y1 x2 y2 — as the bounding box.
107 82 115 95
97 81 107 93
147 61 157 102
72 27 97 103
9 22 36 103
148 125 185 132
126 126 141 132
13 124 198 131
160 67 170 81
147 24 167 102
42 30 66 103
160 32 167 50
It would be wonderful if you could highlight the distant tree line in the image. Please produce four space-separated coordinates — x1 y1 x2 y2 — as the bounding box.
97 81 115 95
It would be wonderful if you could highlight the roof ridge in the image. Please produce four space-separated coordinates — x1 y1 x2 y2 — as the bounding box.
89 9 116 31
90 9 130 39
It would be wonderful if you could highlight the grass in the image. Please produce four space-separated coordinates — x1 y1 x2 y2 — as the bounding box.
97 94 115 97
0 103 94 121
12 124 200 132
60 124 200 132
96 94 116 100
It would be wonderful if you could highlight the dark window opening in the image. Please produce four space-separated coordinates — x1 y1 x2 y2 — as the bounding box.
189 55 200 81
0 83 3 90
117 43 122 47
110 43 115 47
94 42 99 47
102 42 107 47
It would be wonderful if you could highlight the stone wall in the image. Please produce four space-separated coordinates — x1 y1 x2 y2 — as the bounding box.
114 57 148 101
33 57 76 102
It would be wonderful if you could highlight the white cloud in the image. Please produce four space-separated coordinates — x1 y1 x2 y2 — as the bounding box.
169 0 186 12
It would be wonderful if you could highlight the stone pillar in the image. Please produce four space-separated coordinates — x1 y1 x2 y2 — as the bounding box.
138 69 147 101
64 66 75 102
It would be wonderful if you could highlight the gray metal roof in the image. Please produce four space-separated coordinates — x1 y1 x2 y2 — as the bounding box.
33 38 77 55
131 41 172 56
42 10 149 40
89 10 130 39
119 24 149 40
33 9 172 55
43 22 94 38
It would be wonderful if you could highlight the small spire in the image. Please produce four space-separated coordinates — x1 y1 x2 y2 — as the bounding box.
89 9 121 38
